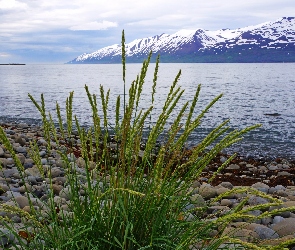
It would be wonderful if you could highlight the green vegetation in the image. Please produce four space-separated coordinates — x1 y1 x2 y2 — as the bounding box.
1 31 295 249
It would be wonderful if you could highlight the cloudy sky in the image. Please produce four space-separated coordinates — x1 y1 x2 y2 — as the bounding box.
0 0 294 63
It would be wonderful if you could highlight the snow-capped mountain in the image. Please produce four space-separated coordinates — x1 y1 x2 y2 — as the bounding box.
68 17 295 63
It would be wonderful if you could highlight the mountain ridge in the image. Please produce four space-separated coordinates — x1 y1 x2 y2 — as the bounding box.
67 17 295 63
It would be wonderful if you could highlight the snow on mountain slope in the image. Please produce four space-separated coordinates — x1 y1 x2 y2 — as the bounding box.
68 17 295 63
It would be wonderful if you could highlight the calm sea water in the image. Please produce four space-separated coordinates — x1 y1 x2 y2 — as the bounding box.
0 63 294 159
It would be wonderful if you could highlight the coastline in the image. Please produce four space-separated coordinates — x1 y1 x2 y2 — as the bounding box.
1 121 295 187
2 121 295 247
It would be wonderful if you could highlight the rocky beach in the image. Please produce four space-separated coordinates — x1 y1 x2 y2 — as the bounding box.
1 122 295 249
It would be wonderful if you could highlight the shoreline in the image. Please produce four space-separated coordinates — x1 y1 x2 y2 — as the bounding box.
2 121 295 247
1 120 294 162
1 121 295 188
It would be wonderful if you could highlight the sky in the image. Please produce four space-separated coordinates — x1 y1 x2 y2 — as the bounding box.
0 0 295 64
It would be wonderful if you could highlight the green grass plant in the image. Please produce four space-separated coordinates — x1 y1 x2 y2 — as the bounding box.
1 31 295 249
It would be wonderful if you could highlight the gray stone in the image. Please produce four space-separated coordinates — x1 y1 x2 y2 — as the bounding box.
208 205 230 215
0 184 9 194
222 227 259 242
0 147 4 157
220 199 233 207
0 228 15 246
246 164 254 168
261 217 273 225
191 180 201 188
15 146 27 154
6 191 23 199
245 210 262 224
38 139 48 146
41 158 48 165
2 168 18 178
5 129 15 135
190 194 206 207
199 184 217 199
251 182 269 193
15 196 30 209
18 123 29 129
183 203 195 211
16 153 26 165
67 153 76 162
272 218 295 237
52 184 63 195
226 164 240 170
184 213 195 222
39 150 46 157
53 196 67 206
273 216 285 225
0 158 8 167
277 171 291 176
25 165 43 178
268 165 278 171
11 215 21 223
253 225 279 239
276 189 288 197
55 160 65 168
50 167 63 178
52 176 67 185
219 182 234 189
59 187 71 200
248 196 268 206
15 136 26 146
258 166 268 173
216 187 234 198
220 156 227 163
25 176 38 185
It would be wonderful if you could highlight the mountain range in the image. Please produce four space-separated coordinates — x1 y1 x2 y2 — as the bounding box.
67 17 295 63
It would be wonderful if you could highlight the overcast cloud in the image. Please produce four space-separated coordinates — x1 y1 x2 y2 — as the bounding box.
0 0 294 63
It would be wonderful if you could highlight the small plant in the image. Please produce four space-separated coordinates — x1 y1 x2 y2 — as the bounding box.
1 31 295 249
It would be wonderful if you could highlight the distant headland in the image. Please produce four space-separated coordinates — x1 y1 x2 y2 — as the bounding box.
0 63 26 65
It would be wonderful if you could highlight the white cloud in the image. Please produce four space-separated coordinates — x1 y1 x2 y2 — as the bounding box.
0 0 295 62
0 0 27 10
70 21 118 31
0 52 11 57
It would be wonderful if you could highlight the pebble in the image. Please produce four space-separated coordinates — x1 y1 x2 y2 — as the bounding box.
226 164 240 170
1 122 295 248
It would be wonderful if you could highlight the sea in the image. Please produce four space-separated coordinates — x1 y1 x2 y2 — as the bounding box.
0 63 294 160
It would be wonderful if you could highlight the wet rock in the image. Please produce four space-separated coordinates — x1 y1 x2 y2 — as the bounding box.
52 184 63 195
226 164 240 170
222 227 260 242
268 165 278 171
50 167 63 178
272 218 295 237
15 196 30 209
59 187 71 200
248 196 269 206
15 146 27 154
251 182 269 193
199 184 217 199
15 136 26 146
220 199 234 207
272 216 285 225
190 194 206 207
277 171 291 176
0 158 8 168
0 147 4 157
0 184 9 194
219 182 233 189
253 225 279 239
0 228 15 246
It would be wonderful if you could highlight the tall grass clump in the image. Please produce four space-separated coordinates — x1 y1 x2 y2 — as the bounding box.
1 31 295 249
